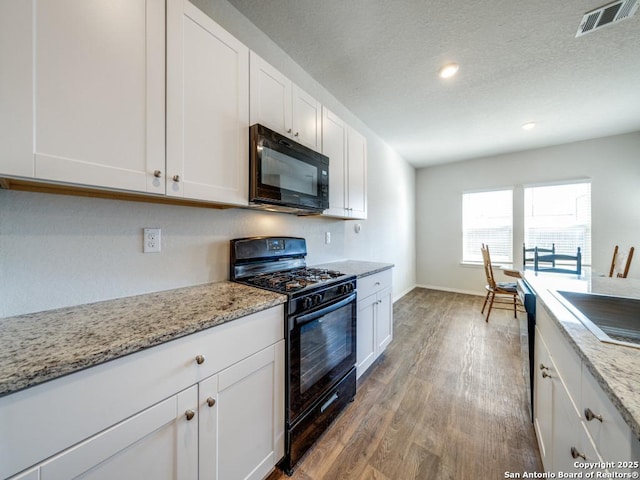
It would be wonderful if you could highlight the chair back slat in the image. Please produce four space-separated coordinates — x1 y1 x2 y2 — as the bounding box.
523 243 554 268
534 247 581 275
609 245 634 278
481 243 497 289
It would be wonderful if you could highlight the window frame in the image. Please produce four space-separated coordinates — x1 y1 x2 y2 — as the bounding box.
461 187 514 265
523 179 592 266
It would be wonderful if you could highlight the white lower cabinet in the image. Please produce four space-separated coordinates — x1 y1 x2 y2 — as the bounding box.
39 386 198 480
534 301 640 474
199 341 285 480
533 329 553 468
356 269 393 379
4 306 285 480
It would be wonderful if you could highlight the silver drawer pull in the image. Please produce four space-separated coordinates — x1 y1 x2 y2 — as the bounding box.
542 371 552 379
570 447 586 460
206 397 216 408
320 392 339 413
195 354 205 365
584 408 603 422
185 410 195 421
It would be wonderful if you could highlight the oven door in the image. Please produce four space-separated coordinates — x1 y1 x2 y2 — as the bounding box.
250 124 329 211
288 292 356 422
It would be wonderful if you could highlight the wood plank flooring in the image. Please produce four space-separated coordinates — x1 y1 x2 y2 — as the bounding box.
267 288 542 480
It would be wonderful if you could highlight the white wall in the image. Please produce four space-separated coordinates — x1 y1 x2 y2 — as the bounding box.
0 0 416 317
416 131 640 294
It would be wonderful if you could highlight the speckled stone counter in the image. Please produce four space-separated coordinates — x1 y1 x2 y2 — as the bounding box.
0 282 286 397
313 260 394 278
522 271 640 439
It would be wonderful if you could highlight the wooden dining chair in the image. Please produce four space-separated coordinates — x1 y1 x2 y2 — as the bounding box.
523 243 555 269
534 247 582 275
481 244 520 322
609 245 634 278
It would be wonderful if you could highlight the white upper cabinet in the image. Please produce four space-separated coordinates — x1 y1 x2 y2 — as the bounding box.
291 85 322 150
346 126 367 219
166 0 249 205
0 0 166 194
249 52 322 151
321 107 367 219
321 108 348 217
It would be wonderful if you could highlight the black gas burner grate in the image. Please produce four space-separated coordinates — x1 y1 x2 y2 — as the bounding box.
246 268 345 293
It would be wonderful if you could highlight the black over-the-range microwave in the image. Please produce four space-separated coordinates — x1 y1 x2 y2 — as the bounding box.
249 124 329 214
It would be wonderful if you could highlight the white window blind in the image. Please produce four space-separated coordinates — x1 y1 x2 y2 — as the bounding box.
462 189 513 263
524 182 591 265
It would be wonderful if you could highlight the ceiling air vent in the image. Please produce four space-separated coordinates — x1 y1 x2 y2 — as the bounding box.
576 0 639 36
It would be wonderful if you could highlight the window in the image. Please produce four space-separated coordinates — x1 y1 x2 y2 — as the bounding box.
462 189 513 263
524 182 591 265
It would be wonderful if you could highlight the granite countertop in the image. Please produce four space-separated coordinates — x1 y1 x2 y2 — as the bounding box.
313 260 394 278
0 282 287 397
522 270 640 439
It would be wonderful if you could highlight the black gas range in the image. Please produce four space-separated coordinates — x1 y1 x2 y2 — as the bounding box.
230 237 357 474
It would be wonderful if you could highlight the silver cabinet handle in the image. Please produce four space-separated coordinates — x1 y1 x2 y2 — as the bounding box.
539 363 549 370
172 174 180 182
185 410 195 421
195 354 205 365
542 371 552 379
570 447 586 460
153 170 162 178
584 408 603 422
206 397 216 408
294 132 299 137
287 128 292 133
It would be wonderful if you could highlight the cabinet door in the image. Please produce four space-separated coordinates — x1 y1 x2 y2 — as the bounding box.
0 0 33 177
166 0 249 205
39 386 198 480
321 107 348 217
249 52 292 136
8 468 39 480
199 341 284 480
292 85 322 150
552 379 602 474
357 294 377 379
375 286 393 354
534 328 554 470
31 0 165 194
347 126 367 219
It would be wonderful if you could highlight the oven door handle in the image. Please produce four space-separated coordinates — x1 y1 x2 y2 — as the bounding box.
294 293 356 327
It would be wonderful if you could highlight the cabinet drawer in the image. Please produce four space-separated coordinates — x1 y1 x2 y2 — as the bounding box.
581 366 640 463
357 269 392 300
0 305 284 480
536 304 581 412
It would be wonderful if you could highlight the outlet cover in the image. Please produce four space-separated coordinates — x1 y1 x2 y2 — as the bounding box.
143 228 161 253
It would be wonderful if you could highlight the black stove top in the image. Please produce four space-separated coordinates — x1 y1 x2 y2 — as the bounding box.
244 267 347 294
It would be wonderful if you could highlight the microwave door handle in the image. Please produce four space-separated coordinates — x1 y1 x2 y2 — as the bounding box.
294 293 356 327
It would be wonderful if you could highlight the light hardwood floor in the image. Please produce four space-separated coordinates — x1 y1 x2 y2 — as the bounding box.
268 288 542 480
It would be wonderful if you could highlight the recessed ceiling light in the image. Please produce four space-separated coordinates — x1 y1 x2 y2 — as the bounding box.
521 122 537 131
439 63 459 79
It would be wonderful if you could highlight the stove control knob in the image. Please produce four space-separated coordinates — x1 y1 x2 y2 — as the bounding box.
303 297 313 309
313 294 323 305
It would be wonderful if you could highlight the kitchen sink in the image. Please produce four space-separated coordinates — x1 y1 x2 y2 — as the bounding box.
552 290 640 349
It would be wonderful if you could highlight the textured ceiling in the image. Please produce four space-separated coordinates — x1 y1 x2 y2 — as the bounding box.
226 0 640 167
